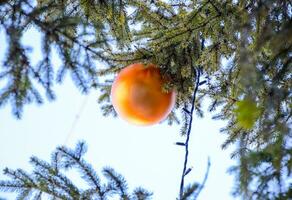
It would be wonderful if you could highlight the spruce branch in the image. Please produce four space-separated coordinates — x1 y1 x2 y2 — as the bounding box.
102 167 129 198
0 142 152 200
0 1 291 199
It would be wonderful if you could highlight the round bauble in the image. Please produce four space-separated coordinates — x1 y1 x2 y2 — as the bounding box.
111 63 176 125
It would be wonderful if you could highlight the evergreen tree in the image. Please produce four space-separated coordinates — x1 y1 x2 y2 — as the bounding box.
0 0 291 199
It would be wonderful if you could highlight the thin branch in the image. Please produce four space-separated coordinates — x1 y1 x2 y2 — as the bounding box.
179 67 201 199
193 157 211 199
17 8 111 63
209 0 222 15
187 0 211 23
153 13 220 44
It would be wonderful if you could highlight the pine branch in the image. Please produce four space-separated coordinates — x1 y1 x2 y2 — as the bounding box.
132 187 153 200
102 167 129 198
56 144 104 197
0 1 291 199
0 142 152 200
181 183 199 200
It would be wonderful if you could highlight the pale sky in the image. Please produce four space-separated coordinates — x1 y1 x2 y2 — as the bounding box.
0 26 237 200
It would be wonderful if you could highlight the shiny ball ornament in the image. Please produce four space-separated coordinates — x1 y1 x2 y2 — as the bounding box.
111 63 176 126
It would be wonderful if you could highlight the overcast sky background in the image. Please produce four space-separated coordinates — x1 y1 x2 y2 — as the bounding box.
0 26 238 200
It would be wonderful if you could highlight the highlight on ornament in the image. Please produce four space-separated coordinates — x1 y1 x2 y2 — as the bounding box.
111 63 176 126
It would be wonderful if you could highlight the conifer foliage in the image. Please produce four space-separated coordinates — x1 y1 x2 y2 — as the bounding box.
0 142 153 200
0 0 291 199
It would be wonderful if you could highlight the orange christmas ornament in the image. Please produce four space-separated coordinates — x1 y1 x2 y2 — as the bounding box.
111 63 176 125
